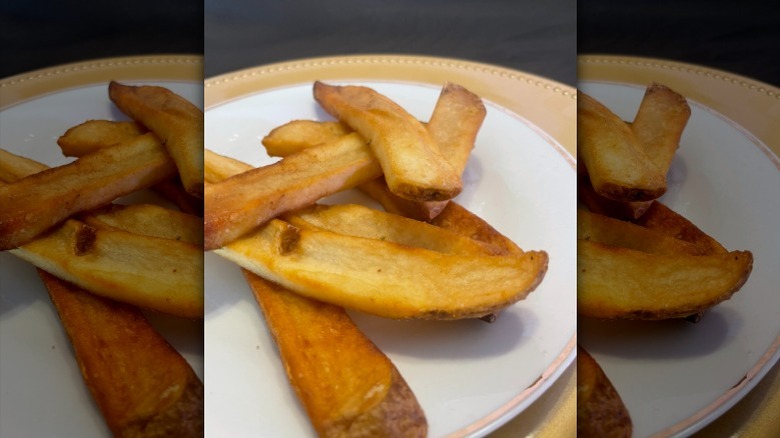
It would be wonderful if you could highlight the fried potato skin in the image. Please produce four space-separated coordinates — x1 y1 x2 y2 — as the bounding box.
577 346 632 437
245 272 426 437
577 240 752 320
578 91 666 202
313 81 461 202
633 201 727 255
108 81 204 197
40 271 203 437
0 133 176 250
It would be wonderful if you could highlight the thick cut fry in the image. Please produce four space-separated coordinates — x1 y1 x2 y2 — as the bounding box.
57 120 147 157
263 120 351 157
108 82 204 197
631 83 690 174
39 270 203 436
577 345 632 437
203 149 254 184
285 204 504 256
244 271 426 437
578 209 703 255
0 149 49 182
632 201 727 255
578 91 666 202
313 81 461 202
204 133 382 250
83 204 203 246
217 219 547 320
0 133 176 250
426 82 486 175
577 240 752 320
11 219 203 318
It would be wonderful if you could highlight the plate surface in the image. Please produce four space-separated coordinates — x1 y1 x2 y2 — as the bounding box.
579 55 780 437
0 55 204 437
204 55 576 437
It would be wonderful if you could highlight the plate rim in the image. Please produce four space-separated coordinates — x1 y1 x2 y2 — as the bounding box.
0 54 203 109
203 54 577 437
578 55 780 437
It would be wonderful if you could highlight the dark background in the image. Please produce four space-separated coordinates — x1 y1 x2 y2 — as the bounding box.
578 0 779 86
204 0 577 86
0 0 203 79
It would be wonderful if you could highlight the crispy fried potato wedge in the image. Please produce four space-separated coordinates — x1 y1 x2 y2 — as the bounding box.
0 149 49 182
632 201 727 255
578 209 703 255
203 149 254 184
57 120 147 157
0 133 176 250
577 345 632 437
244 271 426 437
204 133 382 250
11 219 203 318
313 81 461 202
578 91 666 202
426 82 485 175
263 120 351 157
40 270 203 436
84 204 203 246
285 204 503 256
217 219 547 320
109 81 204 197
631 83 690 174
577 240 752 320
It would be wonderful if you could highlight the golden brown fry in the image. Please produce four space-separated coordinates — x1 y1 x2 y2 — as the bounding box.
631 83 691 174
263 120 351 157
577 240 752 320
108 81 204 197
578 91 666 202
57 120 147 157
244 271 426 437
285 204 503 256
427 82 486 176
578 209 703 256
204 133 382 250
577 345 632 437
0 149 49 182
313 81 461 202
217 218 547 320
633 201 727 255
11 219 203 318
0 133 176 250
203 149 253 184
83 203 203 246
40 270 203 437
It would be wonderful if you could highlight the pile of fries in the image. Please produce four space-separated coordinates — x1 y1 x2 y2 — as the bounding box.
205 81 549 435
576 84 754 435
0 82 204 436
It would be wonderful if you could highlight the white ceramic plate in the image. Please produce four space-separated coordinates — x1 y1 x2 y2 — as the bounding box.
579 56 780 437
0 56 204 437
204 56 577 437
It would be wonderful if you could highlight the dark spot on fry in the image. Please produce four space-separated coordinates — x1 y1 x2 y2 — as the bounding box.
279 225 300 255
75 224 97 256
